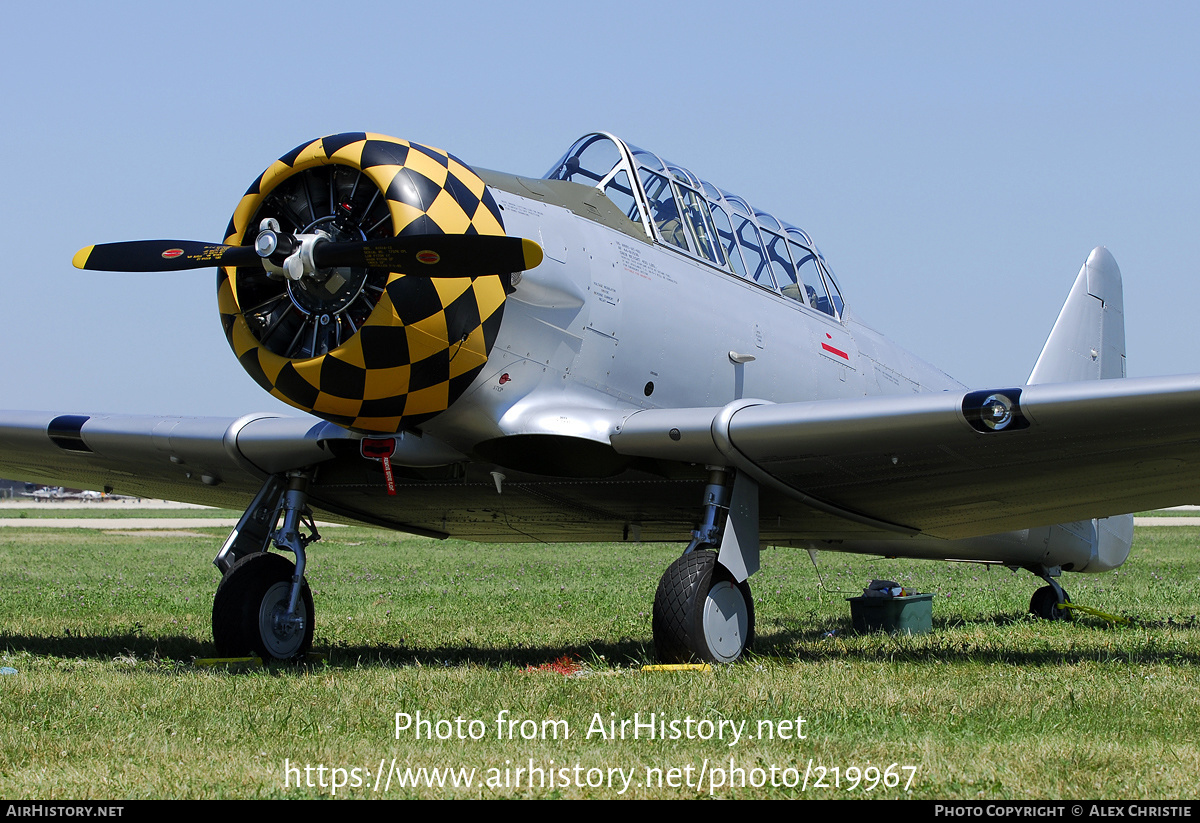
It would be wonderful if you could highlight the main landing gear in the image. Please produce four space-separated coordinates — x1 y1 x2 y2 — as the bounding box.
1025 565 1072 621
213 552 314 659
653 550 754 663
212 472 320 660
652 468 759 663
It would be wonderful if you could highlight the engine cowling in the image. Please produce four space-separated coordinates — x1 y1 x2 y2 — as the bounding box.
217 133 508 434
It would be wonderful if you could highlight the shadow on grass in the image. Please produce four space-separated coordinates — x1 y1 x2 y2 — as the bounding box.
0 631 211 662
3 614 1199 671
0 630 655 671
752 611 1200 666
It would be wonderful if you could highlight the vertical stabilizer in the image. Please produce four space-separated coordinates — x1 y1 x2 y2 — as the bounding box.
1027 246 1126 384
1028 247 1132 575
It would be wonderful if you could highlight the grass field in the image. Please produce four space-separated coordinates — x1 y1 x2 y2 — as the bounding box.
0 517 1196 799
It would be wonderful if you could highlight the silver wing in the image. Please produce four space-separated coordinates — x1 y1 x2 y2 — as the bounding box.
1 372 1198 544
0 411 343 505
611 374 1200 541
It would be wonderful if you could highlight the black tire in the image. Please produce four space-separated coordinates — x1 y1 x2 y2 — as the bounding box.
213 552 314 660
652 550 754 663
1029 585 1072 621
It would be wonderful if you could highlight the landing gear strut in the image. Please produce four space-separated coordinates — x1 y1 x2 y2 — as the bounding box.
652 468 759 663
212 471 320 660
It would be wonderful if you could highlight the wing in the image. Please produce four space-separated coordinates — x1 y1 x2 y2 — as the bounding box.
4 373 1199 544
0 411 471 536
610 374 1200 539
0 412 341 508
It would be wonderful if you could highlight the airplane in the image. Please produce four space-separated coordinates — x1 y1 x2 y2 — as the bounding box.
3 130 1198 665
20 485 66 502
16 485 107 502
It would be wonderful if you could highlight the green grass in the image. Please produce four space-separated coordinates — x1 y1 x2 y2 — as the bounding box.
0 524 1196 799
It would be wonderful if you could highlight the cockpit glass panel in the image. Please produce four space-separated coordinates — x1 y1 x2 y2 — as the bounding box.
764 230 801 303
722 191 753 217
629 145 666 173
545 135 847 313
602 169 639 223
639 168 690 251
677 186 724 266
734 217 773 289
784 225 814 248
755 210 782 232
819 261 845 314
545 134 622 185
791 241 835 316
710 203 747 278
543 134 648 230
667 164 699 188
787 241 819 309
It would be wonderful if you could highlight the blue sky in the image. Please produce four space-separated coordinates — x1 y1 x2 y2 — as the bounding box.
2 1 1197 416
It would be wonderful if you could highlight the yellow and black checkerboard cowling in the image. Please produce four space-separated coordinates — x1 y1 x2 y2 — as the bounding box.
216 133 508 434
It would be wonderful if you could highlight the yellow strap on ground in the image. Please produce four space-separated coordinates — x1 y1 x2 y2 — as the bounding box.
641 663 711 672
193 652 326 667
1061 602 1132 625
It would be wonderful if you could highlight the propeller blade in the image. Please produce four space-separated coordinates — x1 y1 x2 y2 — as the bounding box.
312 234 543 276
73 234 543 277
72 240 260 272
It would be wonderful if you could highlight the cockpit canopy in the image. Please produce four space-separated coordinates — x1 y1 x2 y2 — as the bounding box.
545 133 844 318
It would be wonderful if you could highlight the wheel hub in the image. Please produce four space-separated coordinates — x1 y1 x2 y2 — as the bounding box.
701 580 748 663
260 581 306 658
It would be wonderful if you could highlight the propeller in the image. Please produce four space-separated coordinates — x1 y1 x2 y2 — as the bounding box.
73 230 543 279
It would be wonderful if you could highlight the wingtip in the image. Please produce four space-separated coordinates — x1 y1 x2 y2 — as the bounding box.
71 246 94 270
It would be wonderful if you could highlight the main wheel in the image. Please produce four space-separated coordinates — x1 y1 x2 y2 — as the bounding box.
652 550 754 663
213 552 314 660
1029 585 1072 621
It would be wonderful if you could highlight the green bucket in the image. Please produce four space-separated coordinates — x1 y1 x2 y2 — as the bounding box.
847 593 934 635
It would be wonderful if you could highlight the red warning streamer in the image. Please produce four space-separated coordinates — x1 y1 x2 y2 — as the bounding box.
360 437 398 496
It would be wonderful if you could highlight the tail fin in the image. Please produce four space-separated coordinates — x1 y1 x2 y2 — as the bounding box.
1031 247 1132 573
1027 246 1126 384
